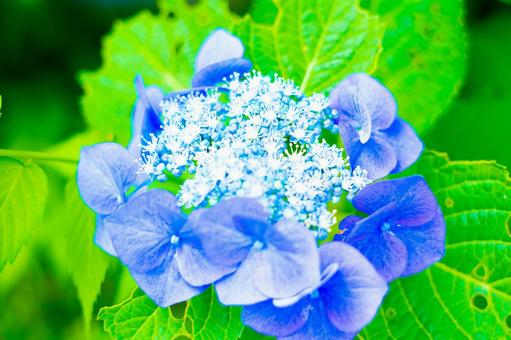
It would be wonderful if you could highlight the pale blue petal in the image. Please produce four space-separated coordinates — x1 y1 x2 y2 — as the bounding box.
95 215 117 256
192 58 252 87
195 29 244 72
77 143 141 215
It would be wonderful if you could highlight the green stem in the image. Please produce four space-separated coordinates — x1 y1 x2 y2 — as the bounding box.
0 149 78 164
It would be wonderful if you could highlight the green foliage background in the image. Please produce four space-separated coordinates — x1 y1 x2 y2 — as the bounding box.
0 0 510 339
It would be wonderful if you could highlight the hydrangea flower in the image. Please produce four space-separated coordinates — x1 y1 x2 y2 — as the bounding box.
335 176 445 281
103 189 235 307
77 142 148 255
188 198 320 305
242 242 387 339
129 29 252 157
329 73 423 180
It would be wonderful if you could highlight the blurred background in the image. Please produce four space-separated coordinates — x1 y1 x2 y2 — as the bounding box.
0 0 509 338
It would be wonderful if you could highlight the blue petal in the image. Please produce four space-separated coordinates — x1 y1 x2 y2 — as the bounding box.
330 73 396 130
95 215 117 256
335 216 363 241
104 189 185 274
77 143 142 215
215 251 269 305
352 176 438 226
188 198 268 267
343 132 397 180
393 208 445 276
132 258 205 307
281 299 355 340
384 118 423 173
128 76 163 157
195 29 245 72
343 205 408 281
255 220 321 298
318 242 388 331
192 58 252 87
242 297 312 337
175 242 235 287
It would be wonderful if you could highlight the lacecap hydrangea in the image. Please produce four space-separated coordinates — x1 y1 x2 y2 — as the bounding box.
77 29 445 339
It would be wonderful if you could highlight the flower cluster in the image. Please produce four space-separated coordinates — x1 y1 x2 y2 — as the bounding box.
77 29 445 339
139 71 369 235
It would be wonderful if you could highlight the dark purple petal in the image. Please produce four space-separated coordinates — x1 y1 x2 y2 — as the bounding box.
393 208 446 276
318 242 388 331
175 242 235 287
132 258 204 307
192 58 252 87
77 143 142 215
330 73 396 130
128 76 163 157
104 189 184 274
215 251 269 305
255 220 321 299
188 198 268 267
384 118 423 173
281 299 355 340
347 135 397 180
242 298 311 337
95 215 117 256
344 206 408 281
195 29 244 72
335 216 363 241
352 176 438 226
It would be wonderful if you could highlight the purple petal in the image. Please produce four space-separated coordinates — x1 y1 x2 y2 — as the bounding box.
330 86 372 140
384 118 423 173
335 216 363 241
318 242 388 332
104 189 184 273
195 29 244 72
393 208 446 276
353 176 438 226
188 198 268 267
176 242 235 287
281 299 355 340
192 58 252 87
346 135 397 180
132 259 204 307
330 73 396 130
95 215 117 256
215 251 269 305
77 143 141 215
255 220 321 299
128 76 163 157
344 206 408 281
242 298 311 337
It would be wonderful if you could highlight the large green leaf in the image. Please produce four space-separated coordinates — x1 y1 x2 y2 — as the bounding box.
0 157 48 271
365 0 467 133
236 0 384 94
80 0 238 145
360 151 511 338
65 180 110 331
98 288 245 339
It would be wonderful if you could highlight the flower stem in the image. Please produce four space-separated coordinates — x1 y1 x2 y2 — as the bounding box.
0 149 78 164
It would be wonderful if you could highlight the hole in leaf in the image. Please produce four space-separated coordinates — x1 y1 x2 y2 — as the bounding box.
385 308 396 318
471 294 488 311
185 317 193 334
473 264 487 280
505 314 511 330
506 214 511 238
445 197 454 208
170 301 187 319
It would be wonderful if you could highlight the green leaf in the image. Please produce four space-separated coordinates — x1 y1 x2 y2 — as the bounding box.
361 151 511 338
236 0 384 94
65 180 110 331
0 157 48 271
80 1 238 145
98 288 245 339
365 0 467 133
